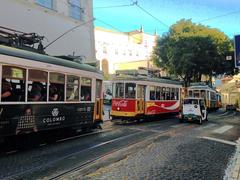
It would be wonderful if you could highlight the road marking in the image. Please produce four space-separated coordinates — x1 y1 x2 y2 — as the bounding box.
213 125 233 134
195 123 217 130
201 136 237 146
171 124 186 128
128 127 163 133
217 111 229 116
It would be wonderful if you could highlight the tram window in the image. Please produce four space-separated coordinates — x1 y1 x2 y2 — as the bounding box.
156 87 161 100
166 87 170 100
193 90 200 98
81 77 91 101
210 92 216 100
170 88 175 100
49 72 65 101
150 86 156 100
28 69 47 101
125 83 136 99
200 90 206 98
2 66 26 102
184 99 198 105
137 85 144 99
115 83 124 98
188 90 193 97
67 75 79 101
161 87 166 100
96 80 102 98
175 88 179 100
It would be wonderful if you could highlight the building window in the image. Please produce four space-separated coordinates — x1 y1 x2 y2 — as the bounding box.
36 0 53 9
69 0 81 20
115 49 118 55
129 50 132 56
103 46 107 54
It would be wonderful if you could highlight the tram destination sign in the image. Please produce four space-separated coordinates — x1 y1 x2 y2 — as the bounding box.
234 35 240 68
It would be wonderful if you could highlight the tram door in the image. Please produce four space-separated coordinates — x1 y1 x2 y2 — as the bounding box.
94 80 103 121
137 85 145 114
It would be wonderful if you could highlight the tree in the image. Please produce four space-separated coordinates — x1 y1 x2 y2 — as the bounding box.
152 19 233 87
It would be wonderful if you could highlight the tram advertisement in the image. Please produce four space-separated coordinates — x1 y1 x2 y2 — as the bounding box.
112 99 136 112
0 103 94 136
146 100 180 115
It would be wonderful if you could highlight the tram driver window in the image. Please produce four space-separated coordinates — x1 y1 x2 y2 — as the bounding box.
28 69 47 102
96 80 102 98
67 75 79 101
1 66 26 102
115 83 124 98
125 83 136 99
137 85 144 99
81 77 91 101
49 73 65 101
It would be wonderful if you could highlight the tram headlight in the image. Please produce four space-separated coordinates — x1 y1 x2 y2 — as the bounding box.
117 107 120 111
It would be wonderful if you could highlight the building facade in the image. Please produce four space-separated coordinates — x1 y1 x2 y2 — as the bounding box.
0 0 96 62
95 27 158 75
220 74 240 107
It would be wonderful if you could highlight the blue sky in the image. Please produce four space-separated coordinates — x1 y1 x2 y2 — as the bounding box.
93 0 240 38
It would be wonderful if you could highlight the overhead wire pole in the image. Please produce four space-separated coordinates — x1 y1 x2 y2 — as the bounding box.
44 18 95 50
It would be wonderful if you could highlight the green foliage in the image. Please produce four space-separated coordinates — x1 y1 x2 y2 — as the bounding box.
152 19 233 87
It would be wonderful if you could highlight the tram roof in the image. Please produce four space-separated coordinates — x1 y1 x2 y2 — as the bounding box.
0 45 102 74
113 75 182 85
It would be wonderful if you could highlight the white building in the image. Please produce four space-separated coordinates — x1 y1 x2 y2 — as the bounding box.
220 74 240 106
0 0 96 62
95 27 158 75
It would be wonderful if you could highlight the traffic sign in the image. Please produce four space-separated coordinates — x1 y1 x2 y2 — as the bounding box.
234 35 240 68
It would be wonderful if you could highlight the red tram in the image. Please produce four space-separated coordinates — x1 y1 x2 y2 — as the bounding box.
110 71 182 121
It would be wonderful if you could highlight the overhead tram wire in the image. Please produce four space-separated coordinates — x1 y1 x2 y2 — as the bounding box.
134 2 169 29
94 3 135 10
197 9 240 23
44 18 95 50
95 18 143 43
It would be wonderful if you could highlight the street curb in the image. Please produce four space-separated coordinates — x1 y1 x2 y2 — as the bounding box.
225 138 240 180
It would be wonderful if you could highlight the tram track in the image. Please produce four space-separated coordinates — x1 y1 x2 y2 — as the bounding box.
50 123 196 180
1 118 191 179
0 128 111 156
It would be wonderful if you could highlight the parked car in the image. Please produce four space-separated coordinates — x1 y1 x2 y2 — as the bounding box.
179 97 208 125
226 104 237 111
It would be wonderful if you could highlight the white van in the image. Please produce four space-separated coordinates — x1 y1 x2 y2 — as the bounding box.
179 97 208 124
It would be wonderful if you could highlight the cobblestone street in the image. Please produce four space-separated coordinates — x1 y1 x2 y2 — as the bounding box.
64 111 240 180
0 111 239 179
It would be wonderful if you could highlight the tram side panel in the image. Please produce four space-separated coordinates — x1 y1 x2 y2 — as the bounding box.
0 103 95 138
111 99 137 119
145 100 180 115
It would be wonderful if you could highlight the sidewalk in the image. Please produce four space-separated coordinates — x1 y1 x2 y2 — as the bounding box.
228 138 240 180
